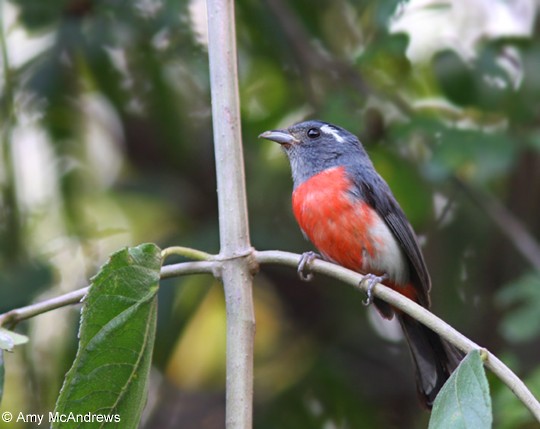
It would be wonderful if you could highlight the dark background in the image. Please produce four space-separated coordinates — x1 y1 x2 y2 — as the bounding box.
0 0 539 428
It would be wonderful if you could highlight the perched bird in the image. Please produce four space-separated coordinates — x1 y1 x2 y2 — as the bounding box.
259 120 462 408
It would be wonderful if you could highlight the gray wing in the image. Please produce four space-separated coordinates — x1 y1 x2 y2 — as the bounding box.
356 174 432 308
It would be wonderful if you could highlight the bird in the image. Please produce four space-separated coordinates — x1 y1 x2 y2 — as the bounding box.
259 120 463 408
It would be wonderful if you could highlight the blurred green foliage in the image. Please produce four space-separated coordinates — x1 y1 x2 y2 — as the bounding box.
497 273 540 344
1 0 539 428
494 366 540 429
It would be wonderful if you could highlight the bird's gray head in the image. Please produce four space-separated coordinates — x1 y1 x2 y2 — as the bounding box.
259 120 372 188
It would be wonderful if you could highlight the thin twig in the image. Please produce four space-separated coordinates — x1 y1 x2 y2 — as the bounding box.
161 246 213 261
454 177 540 272
0 288 90 328
160 260 218 278
263 0 414 115
0 260 218 328
255 250 540 422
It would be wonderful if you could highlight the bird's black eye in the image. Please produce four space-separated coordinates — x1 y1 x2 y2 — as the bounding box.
307 128 320 139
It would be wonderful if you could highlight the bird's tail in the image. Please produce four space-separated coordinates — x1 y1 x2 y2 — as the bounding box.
398 314 464 408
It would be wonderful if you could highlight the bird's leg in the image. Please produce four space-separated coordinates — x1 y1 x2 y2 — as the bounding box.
297 251 320 281
361 273 388 306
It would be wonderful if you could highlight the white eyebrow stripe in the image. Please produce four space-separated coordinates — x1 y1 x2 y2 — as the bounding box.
320 124 345 143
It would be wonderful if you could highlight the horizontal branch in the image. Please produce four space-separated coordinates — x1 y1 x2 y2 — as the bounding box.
0 260 218 327
255 250 540 422
1 248 538 421
160 260 218 278
0 287 90 328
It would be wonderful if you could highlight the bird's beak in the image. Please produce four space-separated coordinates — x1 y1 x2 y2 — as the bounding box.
258 129 299 146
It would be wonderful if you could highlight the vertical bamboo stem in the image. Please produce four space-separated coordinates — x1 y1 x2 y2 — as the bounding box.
206 0 255 427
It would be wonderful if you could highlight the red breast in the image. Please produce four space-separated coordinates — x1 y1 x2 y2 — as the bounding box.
292 166 411 292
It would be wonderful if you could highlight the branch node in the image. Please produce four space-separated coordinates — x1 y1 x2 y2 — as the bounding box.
0 310 19 329
479 348 490 362
215 247 259 276
215 247 255 261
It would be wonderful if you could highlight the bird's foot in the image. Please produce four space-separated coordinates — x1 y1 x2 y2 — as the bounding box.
361 273 388 306
297 251 320 281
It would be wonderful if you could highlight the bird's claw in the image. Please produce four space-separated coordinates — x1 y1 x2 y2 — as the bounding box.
361 273 388 306
297 251 320 281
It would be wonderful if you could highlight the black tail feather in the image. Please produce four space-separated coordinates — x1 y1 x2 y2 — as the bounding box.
398 314 464 408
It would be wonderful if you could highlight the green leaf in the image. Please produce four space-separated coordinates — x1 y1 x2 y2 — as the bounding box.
0 327 29 352
429 350 492 429
53 243 162 429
